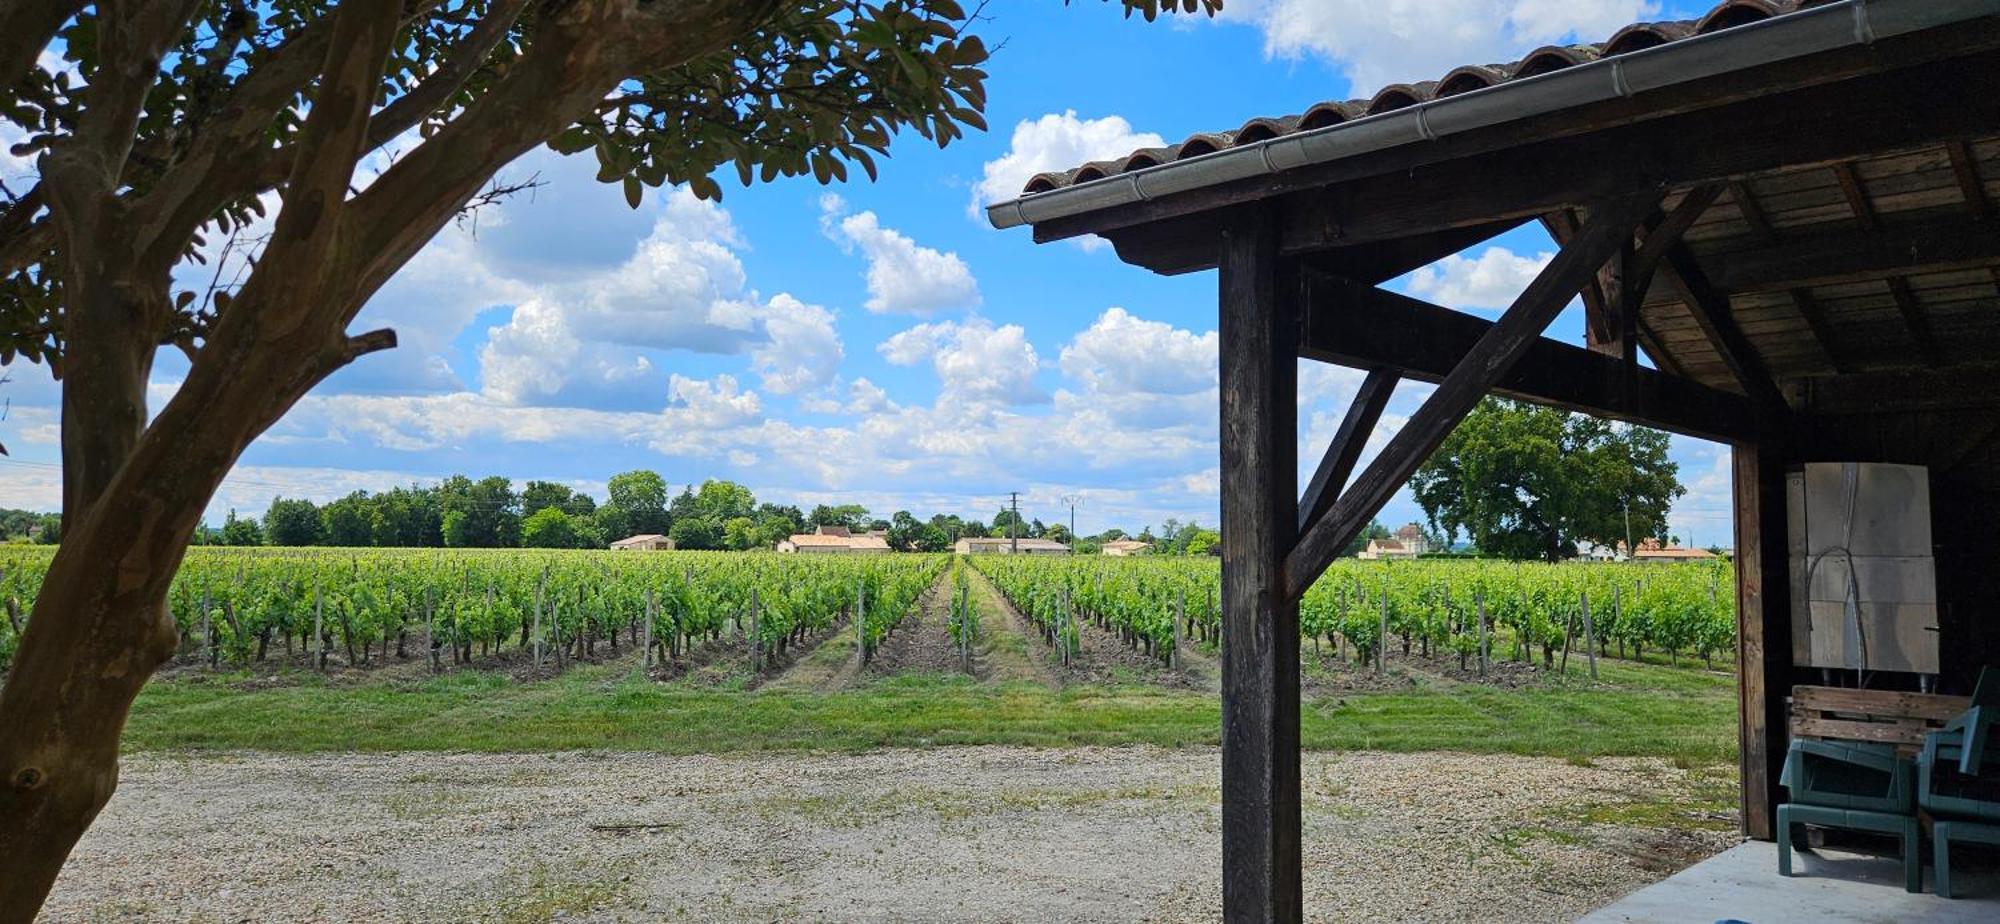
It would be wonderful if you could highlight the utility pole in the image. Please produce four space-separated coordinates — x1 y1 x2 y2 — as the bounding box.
1059 493 1081 550
1008 491 1020 554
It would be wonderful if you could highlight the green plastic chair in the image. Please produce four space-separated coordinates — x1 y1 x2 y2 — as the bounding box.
1921 667 2000 899
1778 736 1922 892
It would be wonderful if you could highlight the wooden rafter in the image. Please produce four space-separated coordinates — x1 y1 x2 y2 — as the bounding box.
1830 161 1879 230
1730 180 1778 243
1283 193 1659 602
1297 368 1397 534
1947 141 1990 219
1787 288 1851 375
1541 209 1620 353
1885 276 1945 367
1662 245 1786 410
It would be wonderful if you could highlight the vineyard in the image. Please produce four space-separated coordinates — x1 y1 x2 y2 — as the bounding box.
0 546 1733 679
0 547 943 676
971 555 1737 675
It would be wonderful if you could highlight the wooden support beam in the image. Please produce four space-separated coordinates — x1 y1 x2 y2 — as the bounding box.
1886 276 1945 367
1284 193 1658 601
1946 141 1990 219
1217 206 1301 924
1789 364 2000 415
1661 245 1787 412
1298 368 1398 534
1705 209 2000 293
1298 275 1760 442
1734 441 1792 842
1730 181 1778 244
1542 209 1620 353
1830 161 1879 230
1786 288 1851 375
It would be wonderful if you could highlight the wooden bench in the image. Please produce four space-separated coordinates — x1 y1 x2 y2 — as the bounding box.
1789 685 1971 754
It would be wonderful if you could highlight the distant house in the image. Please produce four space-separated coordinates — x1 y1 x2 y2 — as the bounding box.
1576 541 1628 562
610 534 674 551
1392 523 1432 556
1357 538 1416 561
777 524 891 554
1630 538 1716 562
1101 539 1152 557
954 536 1071 555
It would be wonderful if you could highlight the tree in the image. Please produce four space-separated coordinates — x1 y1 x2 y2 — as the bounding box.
668 516 721 551
693 479 755 522
520 506 580 549
319 491 375 546
520 480 580 519
370 485 442 548
1410 398 1684 562
0 1 1215 910
605 470 670 537
721 515 759 550
437 476 520 548
1182 526 1221 556
218 510 262 546
808 503 869 530
263 498 322 546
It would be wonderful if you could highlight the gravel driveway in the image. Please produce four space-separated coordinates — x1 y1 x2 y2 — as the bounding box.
41 748 1735 923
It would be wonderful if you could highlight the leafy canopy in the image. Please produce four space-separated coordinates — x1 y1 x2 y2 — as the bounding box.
1410 398 1684 562
0 0 1219 377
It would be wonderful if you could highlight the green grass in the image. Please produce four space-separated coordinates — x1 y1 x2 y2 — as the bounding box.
123 665 1736 762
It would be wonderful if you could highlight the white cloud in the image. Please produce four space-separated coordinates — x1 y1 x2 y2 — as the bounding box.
1404 245 1553 310
880 318 1046 406
820 195 979 315
469 188 842 408
751 294 842 395
1060 307 1217 396
1221 0 1657 90
970 111 1165 215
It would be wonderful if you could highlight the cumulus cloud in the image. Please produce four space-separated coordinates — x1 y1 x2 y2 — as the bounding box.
879 318 1046 406
1060 307 1217 396
471 188 842 407
1404 245 1554 310
1221 0 1657 90
821 195 979 315
970 111 1165 215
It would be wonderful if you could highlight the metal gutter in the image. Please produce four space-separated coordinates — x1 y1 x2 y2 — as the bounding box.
984 0 2000 232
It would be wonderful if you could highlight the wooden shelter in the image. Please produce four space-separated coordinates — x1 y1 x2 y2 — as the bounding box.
987 1 2000 919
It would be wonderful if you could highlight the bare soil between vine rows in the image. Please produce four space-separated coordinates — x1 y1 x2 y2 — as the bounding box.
43 747 1737 924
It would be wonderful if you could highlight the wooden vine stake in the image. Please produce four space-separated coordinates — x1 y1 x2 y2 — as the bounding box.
855 577 868 663
748 586 761 671
1377 585 1388 675
426 586 439 673
1173 586 1187 670
1476 589 1489 677
1581 590 1598 680
200 582 213 667
312 583 325 671
532 579 544 670
643 587 655 671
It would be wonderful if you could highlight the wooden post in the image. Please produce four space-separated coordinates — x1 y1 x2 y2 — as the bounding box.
200 583 213 667
1217 206 1301 924
643 588 655 671
312 584 324 671
749 586 761 671
1476 590 1489 677
533 581 544 670
1377 587 1388 675
856 577 867 663
1582 591 1598 680
1173 586 1187 670
1735 441 1792 841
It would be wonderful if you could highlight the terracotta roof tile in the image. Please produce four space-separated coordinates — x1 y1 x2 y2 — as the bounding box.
1020 0 1824 195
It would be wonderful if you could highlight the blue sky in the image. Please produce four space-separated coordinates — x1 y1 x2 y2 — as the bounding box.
0 0 1738 544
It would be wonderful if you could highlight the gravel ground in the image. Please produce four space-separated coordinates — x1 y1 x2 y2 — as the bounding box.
42 748 1735 923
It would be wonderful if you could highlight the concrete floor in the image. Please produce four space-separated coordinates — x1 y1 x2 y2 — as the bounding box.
1580 840 2000 924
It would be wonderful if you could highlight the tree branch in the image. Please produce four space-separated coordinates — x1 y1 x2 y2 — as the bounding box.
0 0 81 97
365 0 534 151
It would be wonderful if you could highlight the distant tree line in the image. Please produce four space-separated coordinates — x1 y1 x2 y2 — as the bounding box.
19 477 1225 555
